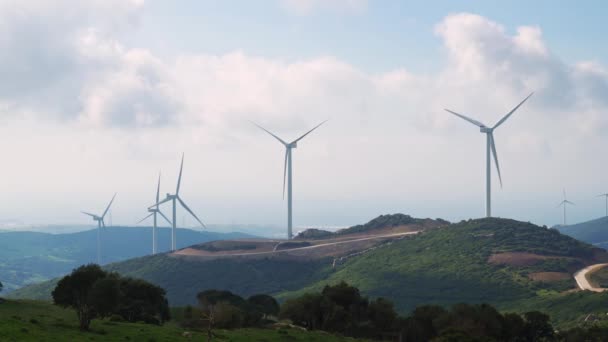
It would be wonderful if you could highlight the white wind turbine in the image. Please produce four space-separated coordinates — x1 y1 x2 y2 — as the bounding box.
253 120 327 239
149 154 206 251
558 189 575 225
598 193 608 217
445 93 534 217
137 173 173 254
81 193 117 264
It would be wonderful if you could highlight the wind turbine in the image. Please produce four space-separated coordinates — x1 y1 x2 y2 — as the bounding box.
598 193 608 217
137 173 173 254
148 154 206 251
557 189 575 226
81 193 117 264
253 120 327 239
445 93 533 217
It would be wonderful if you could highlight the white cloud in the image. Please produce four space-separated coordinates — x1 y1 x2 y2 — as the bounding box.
0 6 607 227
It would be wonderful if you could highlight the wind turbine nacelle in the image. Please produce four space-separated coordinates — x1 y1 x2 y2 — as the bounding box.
290 142 298 148
480 126 492 133
166 193 171 198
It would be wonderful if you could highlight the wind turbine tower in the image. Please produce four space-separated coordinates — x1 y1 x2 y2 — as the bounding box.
558 189 575 226
253 120 327 239
149 154 206 251
445 93 533 217
81 193 117 264
138 173 172 254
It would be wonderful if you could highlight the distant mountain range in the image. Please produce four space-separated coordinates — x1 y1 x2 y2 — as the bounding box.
0 226 254 292
11 215 608 327
555 216 608 249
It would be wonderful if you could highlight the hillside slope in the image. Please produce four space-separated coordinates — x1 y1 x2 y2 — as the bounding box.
12 217 608 327
0 227 253 292
557 216 608 249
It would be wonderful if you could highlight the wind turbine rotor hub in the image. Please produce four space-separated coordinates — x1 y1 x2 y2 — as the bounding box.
480 126 492 133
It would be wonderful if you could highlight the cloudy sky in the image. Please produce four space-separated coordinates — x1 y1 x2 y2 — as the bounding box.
1 0 607 229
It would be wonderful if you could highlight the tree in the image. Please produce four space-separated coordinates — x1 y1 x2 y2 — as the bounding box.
248 294 280 318
0 281 3 293
116 277 170 324
51 264 113 330
523 311 554 341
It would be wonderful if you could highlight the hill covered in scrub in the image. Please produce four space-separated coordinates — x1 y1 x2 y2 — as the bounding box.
557 216 608 249
295 213 448 240
11 216 608 327
0 227 253 292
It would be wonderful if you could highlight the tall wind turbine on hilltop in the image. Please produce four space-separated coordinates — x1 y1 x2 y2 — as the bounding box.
598 193 608 217
81 193 117 264
149 154 206 251
558 189 575 226
253 120 327 240
137 173 172 254
445 93 534 217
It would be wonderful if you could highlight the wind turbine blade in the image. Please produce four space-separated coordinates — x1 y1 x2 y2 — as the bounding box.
566 200 575 205
176 153 184 195
81 211 97 218
282 149 288 199
251 121 288 146
102 193 117 219
137 213 154 224
292 120 328 144
148 196 172 210
493 92 534 129
101 219 106 228
156 172 161 203
158 210 173 226
177 197 206 229
489 134 502 188
444 109 485 127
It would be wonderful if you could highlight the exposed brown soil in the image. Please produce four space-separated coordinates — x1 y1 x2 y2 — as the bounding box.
487 252 560 266
528 272 571 282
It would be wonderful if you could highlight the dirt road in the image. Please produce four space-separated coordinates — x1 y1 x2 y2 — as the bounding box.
574 263 608 292
174 231 420 257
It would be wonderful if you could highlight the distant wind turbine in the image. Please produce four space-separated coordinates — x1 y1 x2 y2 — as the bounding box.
137 173 172 254
253 120 327 239
81 193 117 264
598 193 608 217
557 189 575 226
148 154 206 251
445 93 534 217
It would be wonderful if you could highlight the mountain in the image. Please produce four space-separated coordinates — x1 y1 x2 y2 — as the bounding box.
0 226 254 292
556 216 608 249
11 216 608 327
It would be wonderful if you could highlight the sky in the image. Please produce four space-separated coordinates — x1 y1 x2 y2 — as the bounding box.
1 0 608 230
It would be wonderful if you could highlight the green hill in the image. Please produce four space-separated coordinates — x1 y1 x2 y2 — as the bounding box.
10 216 608 328
556 216 608 249
0 227 253 292
0 299 359 341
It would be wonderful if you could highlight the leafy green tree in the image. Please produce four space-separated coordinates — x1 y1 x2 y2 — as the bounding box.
247 294 279 317
116 277 170 324
522 311 554 341
51 264 111 330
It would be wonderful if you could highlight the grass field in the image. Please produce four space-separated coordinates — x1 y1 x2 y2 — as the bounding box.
0 299 364 341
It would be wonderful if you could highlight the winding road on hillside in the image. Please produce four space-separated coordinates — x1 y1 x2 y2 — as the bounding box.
574 263 608 292
175 231 421 257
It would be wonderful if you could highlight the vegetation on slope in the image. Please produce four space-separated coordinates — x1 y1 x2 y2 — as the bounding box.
0 299 359 342
280 218 608 326
557 216 608 249
12 217 608 328
0 227 253 292
296 213 448 240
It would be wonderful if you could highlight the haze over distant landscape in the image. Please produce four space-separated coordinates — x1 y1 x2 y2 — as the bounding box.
0 1 607 230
